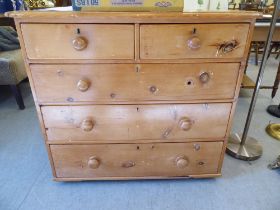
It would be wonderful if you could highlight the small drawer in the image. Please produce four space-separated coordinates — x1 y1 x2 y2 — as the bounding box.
42 103 232 142
140 24 250 59
21 24 135 60
50 142 223 178
31 63 240 103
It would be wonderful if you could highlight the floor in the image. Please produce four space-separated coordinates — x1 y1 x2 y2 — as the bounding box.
0 57 280 210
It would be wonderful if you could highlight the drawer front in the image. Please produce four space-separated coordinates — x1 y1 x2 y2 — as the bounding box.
51 142 223 178
140 24 250 59
42 103 232 141
21 24 134 59
31 63 239 103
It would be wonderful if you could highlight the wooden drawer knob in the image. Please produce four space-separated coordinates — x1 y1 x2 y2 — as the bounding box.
179 117 193 131
72 36 87 51
88 156 100 169
187 36 201 50
81 118 94 132
176 156 189 168
77 79 90 92
199 72 210 84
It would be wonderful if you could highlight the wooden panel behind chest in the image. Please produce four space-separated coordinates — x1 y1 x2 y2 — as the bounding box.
140 24 250 59
42 103 232 142
21 24 135 60
51 142 223 178
31 63 240 103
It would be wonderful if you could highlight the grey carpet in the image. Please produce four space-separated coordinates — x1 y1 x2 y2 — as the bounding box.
0 57 279 210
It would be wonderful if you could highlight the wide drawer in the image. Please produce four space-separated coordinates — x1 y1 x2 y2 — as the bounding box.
51 142 223 178
21 24 134 60
42 103 232 141
140 24 250 59
31 63 240 103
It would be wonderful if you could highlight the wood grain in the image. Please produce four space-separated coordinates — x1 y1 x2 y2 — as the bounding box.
6 11 262 23
10 11 259 180
50 142 223 178
30 63 240 103
21 24 135 60
140 24 250 59
42 103 232 141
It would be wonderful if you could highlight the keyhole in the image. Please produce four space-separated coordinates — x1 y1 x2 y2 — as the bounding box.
77 28 81 34
192 28 197 34
186 80 194 86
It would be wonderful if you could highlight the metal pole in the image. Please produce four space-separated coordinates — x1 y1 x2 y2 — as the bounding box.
241 0 280 144
226 0 280 160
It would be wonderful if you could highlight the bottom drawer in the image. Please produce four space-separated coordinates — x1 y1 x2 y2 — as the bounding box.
51 142 223 179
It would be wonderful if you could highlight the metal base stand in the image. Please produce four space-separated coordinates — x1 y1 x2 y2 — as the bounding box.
226 0 280 161
226 133 263 161
267 105 280 118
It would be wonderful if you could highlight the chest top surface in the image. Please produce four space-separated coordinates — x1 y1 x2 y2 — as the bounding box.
6 11 262 23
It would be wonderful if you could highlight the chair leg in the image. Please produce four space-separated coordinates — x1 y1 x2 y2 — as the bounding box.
272 62 280 98
276 50 280 59
10 85 25 110
255 42 259 66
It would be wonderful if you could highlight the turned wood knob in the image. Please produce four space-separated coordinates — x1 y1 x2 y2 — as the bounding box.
179 117 193 131
187 36 201 50
88 156 100 169
176 156 189 168
72 36 87 51
81 118 94 132
199 72 210 84
77 79 90 92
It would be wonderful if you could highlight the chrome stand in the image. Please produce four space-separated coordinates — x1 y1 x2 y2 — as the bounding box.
226 0 280 161
227 133 263 161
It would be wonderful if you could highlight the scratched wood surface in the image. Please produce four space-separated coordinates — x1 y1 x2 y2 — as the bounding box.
42 103 232 141
140 24 250 59
51 142 223 178
11 11 259 180
30 63 240 103
21 24 135 60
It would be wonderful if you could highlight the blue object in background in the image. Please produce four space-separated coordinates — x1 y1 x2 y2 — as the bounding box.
0 0 22 14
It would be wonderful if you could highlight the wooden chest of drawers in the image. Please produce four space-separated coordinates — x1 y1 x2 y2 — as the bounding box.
8 11 260 181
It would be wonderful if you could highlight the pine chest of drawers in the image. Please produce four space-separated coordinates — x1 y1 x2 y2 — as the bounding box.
8 11 260 181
